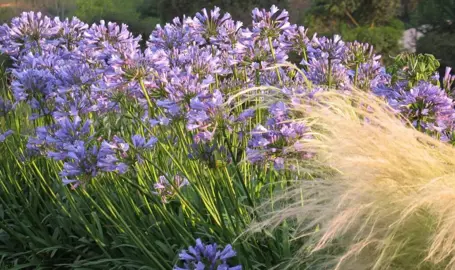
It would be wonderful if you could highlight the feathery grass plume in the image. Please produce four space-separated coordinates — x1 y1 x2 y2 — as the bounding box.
251 88 455 270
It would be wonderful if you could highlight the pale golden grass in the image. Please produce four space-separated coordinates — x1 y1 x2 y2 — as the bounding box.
251 89 455 270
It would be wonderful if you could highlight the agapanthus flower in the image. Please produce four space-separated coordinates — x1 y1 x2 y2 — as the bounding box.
82 20 140 61
59 140 99 186
26 126 51 154
11 68 56 104
131 134 158 149
0 130 13 142
153 175 189 203
156 99 182 118
0 24 11 54
50 116 91 146
345 41 379 66
53 17 88 51
174 238 241 270
52 92 97 122
239 37 288 68
193 7 232 42
148 16 200 52
212 18 243 51
343 41 384 89
103 48 167 97
247 101 312 169
5 6 455 179
304 58 350 88
236 108 255 122
251 5 292 39
186 90 225 142
13 49 69 71
281 26 310 57
187 46 227 77
394 82 455 133
148 116 171 127
164 70 212 103
1 11 58 56
350 60 385 90
309 35 346 61
97 136 129 174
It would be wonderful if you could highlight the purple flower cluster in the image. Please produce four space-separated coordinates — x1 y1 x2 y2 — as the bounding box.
24 115 158 186
175 238 241 270
382 82 455 134
2 5 455 180
247 101 312 170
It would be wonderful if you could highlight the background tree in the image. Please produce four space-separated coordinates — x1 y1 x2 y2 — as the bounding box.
75 0 160 41
412 0 455 33
412 0 455 72
302 0 403 62
153 0 288 26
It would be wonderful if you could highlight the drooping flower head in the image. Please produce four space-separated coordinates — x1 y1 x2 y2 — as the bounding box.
153 175 189 203
186 90 225 142
97 136 129 174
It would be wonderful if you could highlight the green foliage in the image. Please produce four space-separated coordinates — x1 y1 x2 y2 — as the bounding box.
387 53 441 88
306 0 400 27
153 0 287 25
0 76 301 268
412 0 455 33
417 31 455 71
75 0 160 38
411 0 455 74
0 7 19 23
303 0 404 62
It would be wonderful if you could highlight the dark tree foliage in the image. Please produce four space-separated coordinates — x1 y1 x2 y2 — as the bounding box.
413 0 455 74
302 0 403 62
412 0 455 33
306 0 400 27
150 0 287 25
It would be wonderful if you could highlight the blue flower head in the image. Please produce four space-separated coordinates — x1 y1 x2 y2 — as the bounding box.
174 238 241 270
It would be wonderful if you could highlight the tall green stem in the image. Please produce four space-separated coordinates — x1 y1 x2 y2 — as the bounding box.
139 79 155 113
328 58 333 88
268 36 282 85
354 62 359 87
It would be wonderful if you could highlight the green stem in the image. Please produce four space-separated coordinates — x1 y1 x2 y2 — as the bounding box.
354 62 359 87
139 79 155 114
268 36 282 85
302 49 308 71
328 58 333 88
221 127 255 212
